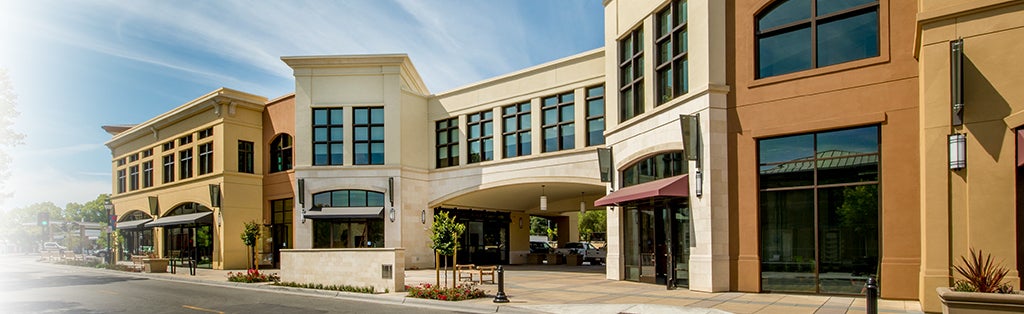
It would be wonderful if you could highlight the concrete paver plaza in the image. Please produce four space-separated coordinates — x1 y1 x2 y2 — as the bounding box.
125 262 922 314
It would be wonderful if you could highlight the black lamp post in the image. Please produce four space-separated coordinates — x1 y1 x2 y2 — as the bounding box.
103 199 114 264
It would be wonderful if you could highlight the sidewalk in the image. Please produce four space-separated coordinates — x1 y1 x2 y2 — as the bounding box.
96 262 922 314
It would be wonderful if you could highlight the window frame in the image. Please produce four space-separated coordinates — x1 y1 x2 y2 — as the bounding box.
502 102 532 158
754 0 881 79
585 85 606 147
179 148 193 179
655 0 689 105
312 108 344 166
353 107 385 165
198 142 213 175
435 117 459 168
116 169 126 194
142 160 153 188
467 110 494 164
162 154 175 183
542 92 575 153
238 140 254 174
270 134 293 173
128 165 139 191
619 27 645 122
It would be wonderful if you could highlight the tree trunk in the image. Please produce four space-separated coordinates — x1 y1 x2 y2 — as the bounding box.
435 250 440 286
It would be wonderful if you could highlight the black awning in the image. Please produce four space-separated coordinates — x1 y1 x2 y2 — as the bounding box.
116 218 152 230
146 212 213 228
304 207 383 220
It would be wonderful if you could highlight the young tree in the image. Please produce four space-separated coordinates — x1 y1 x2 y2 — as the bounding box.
240 221 261 270
429 211 464 287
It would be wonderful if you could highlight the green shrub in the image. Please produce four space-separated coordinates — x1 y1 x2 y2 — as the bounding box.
272 281 377 294
405 283 486 301
226 269 280 283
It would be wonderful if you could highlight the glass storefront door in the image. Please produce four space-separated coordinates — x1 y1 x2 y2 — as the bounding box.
164 224 213 268
623 198 689 288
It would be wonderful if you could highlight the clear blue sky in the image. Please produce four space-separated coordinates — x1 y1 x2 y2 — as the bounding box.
0 0 604 210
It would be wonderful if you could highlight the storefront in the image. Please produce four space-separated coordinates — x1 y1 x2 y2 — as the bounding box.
115 210 154 259
148 202 215 269
307 190 386 248
436 208 510 266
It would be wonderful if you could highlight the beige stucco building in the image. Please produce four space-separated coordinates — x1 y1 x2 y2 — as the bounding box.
916 0 1024 311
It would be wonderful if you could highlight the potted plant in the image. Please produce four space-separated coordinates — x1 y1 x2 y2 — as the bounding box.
936 248 1024 313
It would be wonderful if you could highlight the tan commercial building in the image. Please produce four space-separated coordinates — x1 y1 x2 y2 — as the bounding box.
917 0 1024 311
104 88 268 270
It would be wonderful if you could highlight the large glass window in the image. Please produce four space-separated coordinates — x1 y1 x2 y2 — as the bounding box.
436 118 459 168
198 142 213 175
620 27 645 121
621 151 686 187
270 134 293 173
312 108 344 166
142 161 153 188
502 103 531 158
656 0 688 105
116 169 126 194
179 148 193 179
542 92 575 153
162 154 174 183
354 107 384 165
758 125 880 294
467 111 493 163
238 141 254 174
756 0 879 78
585 85 605 146
311 190 385 249
128 165 139 191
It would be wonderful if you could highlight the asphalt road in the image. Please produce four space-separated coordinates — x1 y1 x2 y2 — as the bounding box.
0 255 464 314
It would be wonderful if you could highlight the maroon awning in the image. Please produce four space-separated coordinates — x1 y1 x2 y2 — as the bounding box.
594 175 689 206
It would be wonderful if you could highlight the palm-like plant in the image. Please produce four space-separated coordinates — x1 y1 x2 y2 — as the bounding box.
952 248 1011 293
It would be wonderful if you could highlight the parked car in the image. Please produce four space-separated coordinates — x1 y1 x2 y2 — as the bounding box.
555 242 606 264
40 242 66 252
530 241 553 254
92 248 110 259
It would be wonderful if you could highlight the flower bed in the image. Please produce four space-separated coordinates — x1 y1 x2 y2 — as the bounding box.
272 281 379 293
405 283 486 301
226 269 280 283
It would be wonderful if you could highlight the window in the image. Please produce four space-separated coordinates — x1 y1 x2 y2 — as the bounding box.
619 27 644 121
142 148 153 158
128 153 139 163
311 190 386 249
656 0 688 104
312 108 344 166
270 134 293 173
116 169 126 194
621 151 686 187
586 85 606 146
436 118 459 168
755 0 879 78
467 111 494 163
198 142 213 175
271 198 293 224
179 148 193 179
128 165 139 191
142 161 153 188
542 92 575 152
197 128 213 139
502 102 532 158
238 140 254 174
353 107 384 165
179 134 193 146
117 158 126 166
162 155 174 183
162 141 174 151
758 125 880 294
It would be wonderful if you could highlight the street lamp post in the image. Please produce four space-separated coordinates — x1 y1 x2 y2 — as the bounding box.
103 199 114 264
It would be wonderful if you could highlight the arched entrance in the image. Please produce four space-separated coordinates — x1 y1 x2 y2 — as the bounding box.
148 202 214 268
116 210 154 260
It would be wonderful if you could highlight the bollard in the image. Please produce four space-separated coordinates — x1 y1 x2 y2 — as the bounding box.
493 265 510 303
865 277 878 314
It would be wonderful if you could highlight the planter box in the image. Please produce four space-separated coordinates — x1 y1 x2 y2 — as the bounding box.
545 253 565 265
565 254 583 266
527 253 545 265
143 258 169 273
937 287 1024 314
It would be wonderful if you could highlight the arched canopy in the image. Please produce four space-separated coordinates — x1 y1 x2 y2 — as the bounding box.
147 202 213 228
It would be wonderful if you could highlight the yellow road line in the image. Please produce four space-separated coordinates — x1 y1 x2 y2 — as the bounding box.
181 305 224 314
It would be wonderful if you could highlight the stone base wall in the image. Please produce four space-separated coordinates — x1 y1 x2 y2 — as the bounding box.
280 248 405 293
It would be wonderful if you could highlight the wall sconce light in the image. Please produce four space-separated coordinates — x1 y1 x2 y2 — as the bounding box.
518 217 523 229
389 208 396 222
297 178 305 207
597 148 613 183
388 177 394 206
579 192 586 214
539 185 547 211
209 183 221 208
949 133 966 170
695 168 703 197
420 209 426 224
951 38 964 126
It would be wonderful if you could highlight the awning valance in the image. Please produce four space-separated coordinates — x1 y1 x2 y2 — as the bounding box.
116 218 152 230
304 207 383 220
146 212 213 228
594 175 689 206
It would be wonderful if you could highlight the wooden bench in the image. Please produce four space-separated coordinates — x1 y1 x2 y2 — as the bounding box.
455 264 476 282
477 266 496 284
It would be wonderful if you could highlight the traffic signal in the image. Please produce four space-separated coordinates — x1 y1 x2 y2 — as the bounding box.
37 212 49 226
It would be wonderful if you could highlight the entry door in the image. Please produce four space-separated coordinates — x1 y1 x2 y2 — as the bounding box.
671 204 691 288
272 224 290 268
638 209 658 284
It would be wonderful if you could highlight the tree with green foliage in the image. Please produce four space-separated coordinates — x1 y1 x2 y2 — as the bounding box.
429 211 465 287
578 209 607 241
240 220 261 270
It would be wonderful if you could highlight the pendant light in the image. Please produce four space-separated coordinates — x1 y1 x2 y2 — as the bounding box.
540 185 548 211
579 192 586 214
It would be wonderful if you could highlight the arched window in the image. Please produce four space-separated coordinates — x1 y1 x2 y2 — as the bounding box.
621 151 686 187
755 0 879 78
309 190 385 249
270 134 293 173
